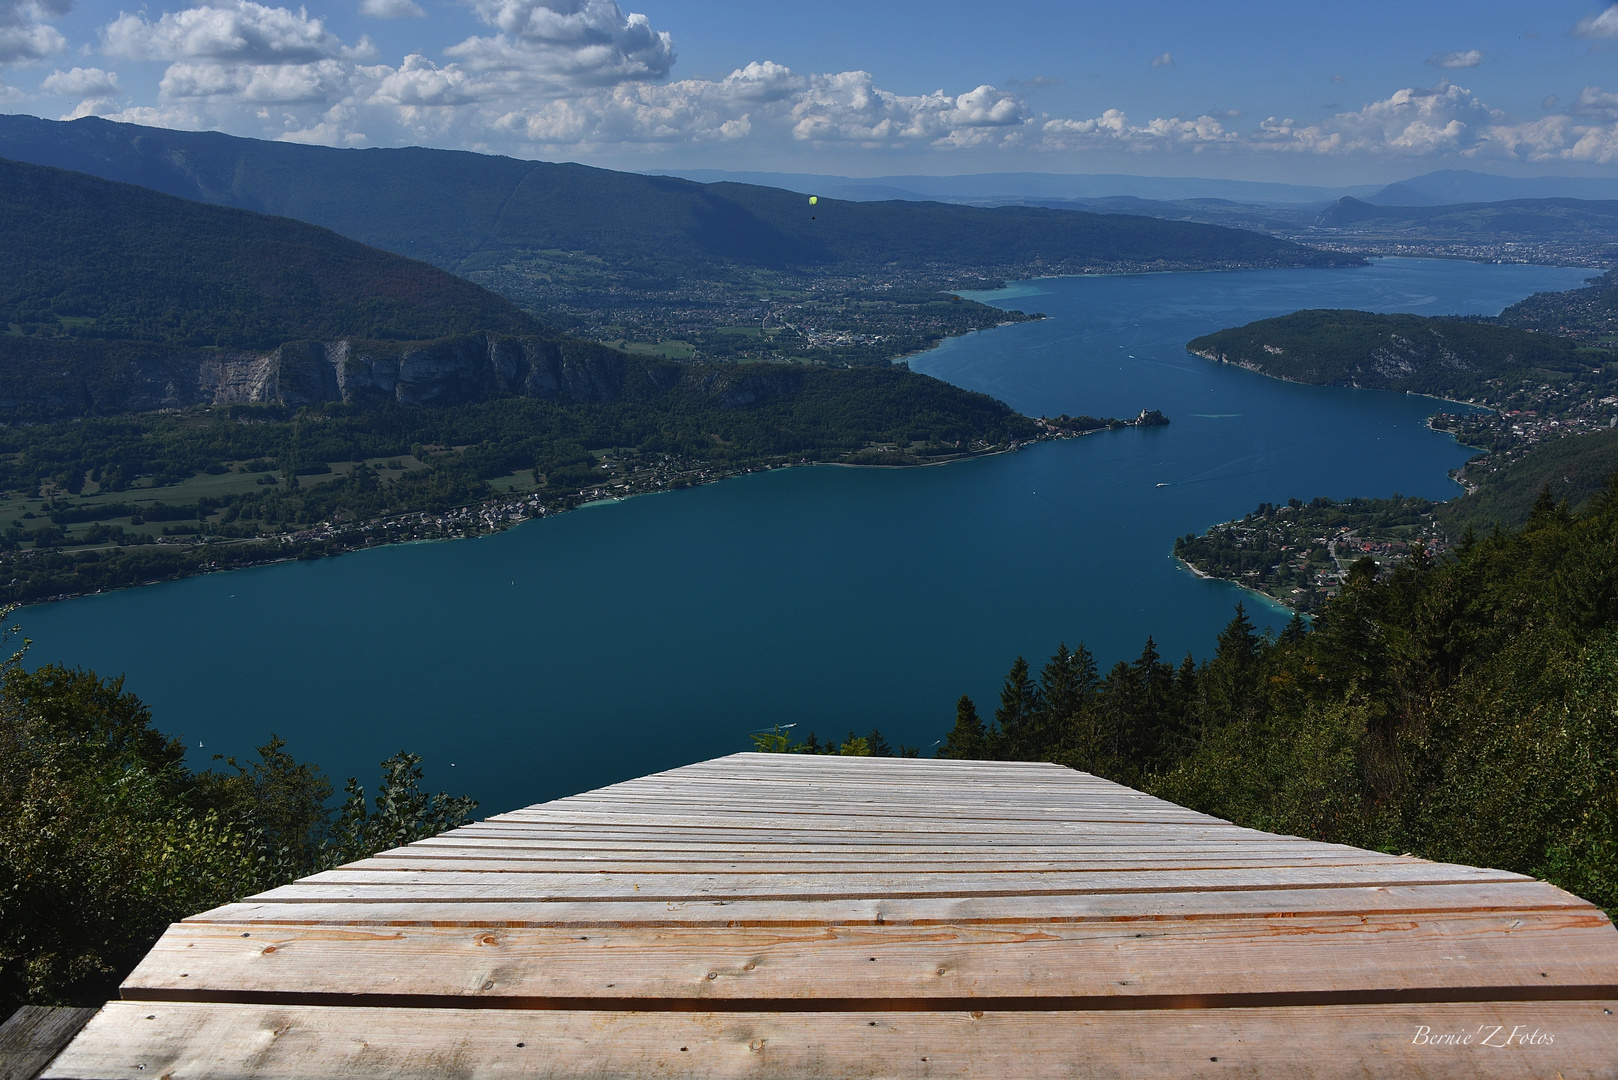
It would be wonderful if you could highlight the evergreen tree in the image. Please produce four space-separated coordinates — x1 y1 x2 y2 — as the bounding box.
1279 611 1309 646
1205 603 1266 728
937 694 989 760
994 656 1043 758
1036 643 1098 764
864 729 894 757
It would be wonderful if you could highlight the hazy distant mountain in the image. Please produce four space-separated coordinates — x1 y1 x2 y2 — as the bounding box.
1315 195 1618 239
657 169 1376 206
1365 169 1618 206
0 114 1355 284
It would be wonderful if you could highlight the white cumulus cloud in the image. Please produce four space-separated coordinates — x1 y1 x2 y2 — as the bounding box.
1572 85 1618 120
50 9 1618 173
100 0 377 120
1150 52 1173 68
788 73 1026 145
1249 81 1494 155
0 0 69 63
360 0 424 16
161 58 351 102
42 67 125 119
446 0 674 87
103 1 354 63
41 65 120 97
362 54 474 106
1575 4 1618 37
1039 107 1235 150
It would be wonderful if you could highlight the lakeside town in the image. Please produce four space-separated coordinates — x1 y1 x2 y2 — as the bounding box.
0 412 1165 603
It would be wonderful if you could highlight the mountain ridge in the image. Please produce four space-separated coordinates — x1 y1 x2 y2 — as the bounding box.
0 155 542 350
0 114 1358 281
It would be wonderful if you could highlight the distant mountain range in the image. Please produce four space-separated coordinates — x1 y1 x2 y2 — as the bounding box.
1362 170 1618 207
0 114 1349 287
1315 196 1618 237
654 170 1376 206
655 167 1618 209
648 165 1618 255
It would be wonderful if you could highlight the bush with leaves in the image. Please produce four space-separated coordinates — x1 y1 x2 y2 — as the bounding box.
0 613 477 1019
323 753 480 869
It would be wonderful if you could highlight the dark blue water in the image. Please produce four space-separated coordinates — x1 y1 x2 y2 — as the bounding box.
21 259 1590 813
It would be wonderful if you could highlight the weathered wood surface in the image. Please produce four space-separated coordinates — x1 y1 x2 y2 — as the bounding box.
43 753 1618 1078
48 1001 1618 1080
0 1007 98 1080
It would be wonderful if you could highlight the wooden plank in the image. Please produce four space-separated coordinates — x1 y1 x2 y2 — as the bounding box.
0 1007 99 1080
50 753 1618 1079
586 788 1165 806
123 910 1618 1003
508 808 1226 828
248 862 1529 905
425 830 1283 849
486 810 1226 829
44 1001 1618 1080
402 837 1365 856
347 854 1400 876
188 880 1598 929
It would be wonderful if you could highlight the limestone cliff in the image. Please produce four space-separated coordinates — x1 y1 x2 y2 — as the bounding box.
202 334 645 409
0 332 682 416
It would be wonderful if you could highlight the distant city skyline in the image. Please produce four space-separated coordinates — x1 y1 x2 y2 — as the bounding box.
5 0 1618 182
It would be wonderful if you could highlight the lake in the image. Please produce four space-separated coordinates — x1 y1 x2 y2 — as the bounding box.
21 258 1591 813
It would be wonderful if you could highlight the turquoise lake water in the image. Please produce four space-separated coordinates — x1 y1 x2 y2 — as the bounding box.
20 258 1592 813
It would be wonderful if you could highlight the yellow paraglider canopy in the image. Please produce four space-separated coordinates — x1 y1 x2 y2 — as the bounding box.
808 195 818 205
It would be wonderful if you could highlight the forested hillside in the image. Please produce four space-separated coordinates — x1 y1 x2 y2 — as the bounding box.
1186 309 1595 398
920 485 1618 914
1498 267 1618 342
0 158 539 350
1437 425 1618 534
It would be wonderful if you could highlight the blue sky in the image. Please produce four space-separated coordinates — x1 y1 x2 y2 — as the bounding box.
5 0 1618 182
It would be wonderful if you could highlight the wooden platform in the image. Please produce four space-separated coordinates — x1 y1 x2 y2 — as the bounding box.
44 753 1618 1078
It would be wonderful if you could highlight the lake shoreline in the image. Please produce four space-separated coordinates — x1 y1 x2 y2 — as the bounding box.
11 430 1083 608
23 259 1588 812
9 382 1163 607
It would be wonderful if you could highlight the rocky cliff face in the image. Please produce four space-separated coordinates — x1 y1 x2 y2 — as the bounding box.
0 331 824 417
198 334 639 409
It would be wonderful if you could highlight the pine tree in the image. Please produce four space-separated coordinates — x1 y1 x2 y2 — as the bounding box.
995 656 1043 757
1206 603 1265 727
937 695 989 759
865 729 894 757
1135 636 1177 772
1036 642 1099 764
1280 611 1309 646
